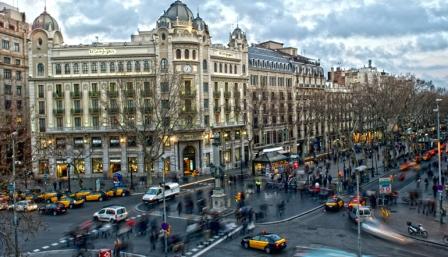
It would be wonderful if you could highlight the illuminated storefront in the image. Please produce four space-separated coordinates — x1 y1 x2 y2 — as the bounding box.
56 160 68 178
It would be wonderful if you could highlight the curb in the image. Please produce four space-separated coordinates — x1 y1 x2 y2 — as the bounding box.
256 204 324 225
398 232 448 248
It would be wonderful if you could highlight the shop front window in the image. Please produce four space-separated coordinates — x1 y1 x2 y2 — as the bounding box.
74 159 85 174
39 160 49 174
224 150 231 163
128 157 138 173
56 160 68 178
92 158 103 173
109 158 121 177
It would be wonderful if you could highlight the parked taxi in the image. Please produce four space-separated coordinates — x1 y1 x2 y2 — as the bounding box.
58 195 85 208
85 191 108 202
105 187 130 198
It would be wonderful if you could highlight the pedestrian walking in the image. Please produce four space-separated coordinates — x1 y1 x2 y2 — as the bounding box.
424 178 429 192
177 201 183 216
416 178 421 189
432 184 437 198
150 231 157 251
328 174 332 186
53 181 57 191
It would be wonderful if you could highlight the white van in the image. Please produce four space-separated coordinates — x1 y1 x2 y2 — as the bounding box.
142 182 180 204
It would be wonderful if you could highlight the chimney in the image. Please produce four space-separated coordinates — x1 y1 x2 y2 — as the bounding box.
368 59 372 68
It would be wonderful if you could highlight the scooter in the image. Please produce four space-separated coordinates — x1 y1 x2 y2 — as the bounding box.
407 221 428 238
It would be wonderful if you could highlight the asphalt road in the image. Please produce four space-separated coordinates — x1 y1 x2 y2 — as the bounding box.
204 208 448 257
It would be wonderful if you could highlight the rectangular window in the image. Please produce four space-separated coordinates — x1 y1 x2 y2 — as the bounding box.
56 117 63 129
16 100 22 110
74 137 84 148
3 56 11 64
38 85 44 98
2 39 9 49
39 118 46 132
92 158 103 173
74 159 85 174
38 101 45 114
204 115 209 126
4 100 11 109
74 117 81 128
109 137 120 147
39 160 49 174
204 99 209 110
14 42 19 52
91 62 97 73
100 62 107 73
92 116 99 128
4 69 11 79
92 83 98 92
161 100 169 110
91 137 102 148
64 64 71 74
203 82 209 93
127 136 137 147
161 82 169 93
4 84 11 95
15 59 20 65
82 63 88 74
73 63 79 74
16 71 21 80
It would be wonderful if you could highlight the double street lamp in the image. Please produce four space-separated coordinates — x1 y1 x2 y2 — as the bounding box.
11 131 19 257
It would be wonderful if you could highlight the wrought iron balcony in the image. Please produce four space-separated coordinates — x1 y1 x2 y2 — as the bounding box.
71 108 83 114
70 91 82 99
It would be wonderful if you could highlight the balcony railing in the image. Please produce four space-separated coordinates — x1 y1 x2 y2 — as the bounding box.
70 91 82 99
180 109 197 116
89 91 100 98
235 106 241 112
89 107 101 114
180 90 196 98
234 91 241 98
214 107 221 113
224 91 231 98
124 89 135 97
213 91 221 98
107 107 119 114
142 90 152 97
53 92 64 98
53 108 64 115
141 106 153 113
71 108 83 114
224 105 231 113
107 91 119 98
124 107 136 113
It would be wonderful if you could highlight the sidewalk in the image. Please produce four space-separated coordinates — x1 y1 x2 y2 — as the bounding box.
384 174 448 245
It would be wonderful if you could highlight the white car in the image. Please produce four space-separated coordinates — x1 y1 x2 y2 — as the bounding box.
348 206 373 224
93 205 128 223
9 200 38 212
142 182 180 204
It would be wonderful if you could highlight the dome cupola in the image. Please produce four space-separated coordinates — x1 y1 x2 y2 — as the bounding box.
32 9 60 32
164 0 194 22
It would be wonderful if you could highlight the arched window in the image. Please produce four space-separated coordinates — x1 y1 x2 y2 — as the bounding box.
234 64 237 73
203 60 207 71
229 64 232 74
214 62 217 72
176 49 181 59
126 61 132 72
37 63 44 76
55 64 61 75
135 61 141 72
192 50 196 60
110 62 116 72
100 62 106 73
143 60 150 71
242 64 246 74
64 63 70 74
82 63 88 74
160 58 168 71
184 49 189 59
224 64 227 73
118 61 124 72
219 63 222 73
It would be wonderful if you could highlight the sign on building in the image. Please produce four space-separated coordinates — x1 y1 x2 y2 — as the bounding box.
379 177 392 194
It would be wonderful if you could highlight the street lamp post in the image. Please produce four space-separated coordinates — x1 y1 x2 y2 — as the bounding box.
162 156 168 257
355 167 361 257
11 131 19 257
435 98 444 224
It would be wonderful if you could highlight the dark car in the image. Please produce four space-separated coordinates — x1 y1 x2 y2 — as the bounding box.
241 233 287 254
324 197 344 211
39 203 67 216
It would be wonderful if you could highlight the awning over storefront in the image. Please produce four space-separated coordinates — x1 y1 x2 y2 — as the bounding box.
253 152 288 163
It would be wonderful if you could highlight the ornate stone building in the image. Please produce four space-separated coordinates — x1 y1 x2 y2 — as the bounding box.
28 0 248 181
0 3 29 174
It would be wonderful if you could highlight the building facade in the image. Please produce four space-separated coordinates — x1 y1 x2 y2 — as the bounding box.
248 41 326 162
28 0 249 181
0 2 29 174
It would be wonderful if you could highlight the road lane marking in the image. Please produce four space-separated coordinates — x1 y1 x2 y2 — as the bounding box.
42 246 49 249
51 243 58 246
33 249 40 252
191 226 242 257
59 240 66 244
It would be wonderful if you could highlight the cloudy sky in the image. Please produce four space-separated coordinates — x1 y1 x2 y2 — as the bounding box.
14 0 448 87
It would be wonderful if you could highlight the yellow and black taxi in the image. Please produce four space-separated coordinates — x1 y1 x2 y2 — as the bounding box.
241 232 287 254
70 189 93 199
85 191 108 202
24 189 43 202
324 196 344 211
38 191 62 202
58 195 85 209
105 187 130 198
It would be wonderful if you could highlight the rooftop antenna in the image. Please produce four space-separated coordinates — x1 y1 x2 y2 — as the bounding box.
197 6 199 17
44 0 46 12
95 36 99 43
236 16 239 28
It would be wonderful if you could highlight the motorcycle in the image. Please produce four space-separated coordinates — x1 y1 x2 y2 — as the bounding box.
407 221 428 238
